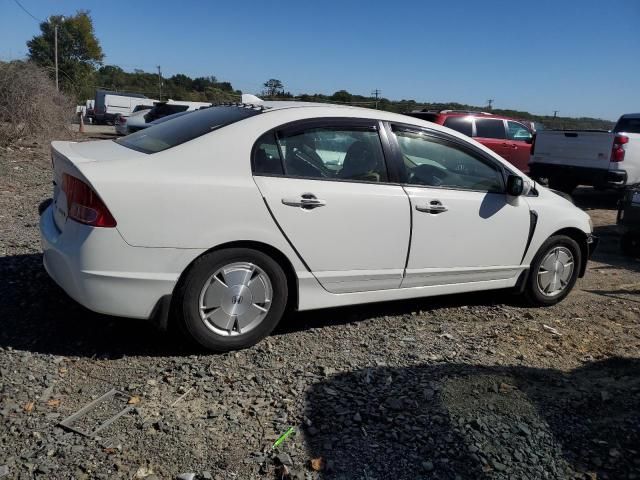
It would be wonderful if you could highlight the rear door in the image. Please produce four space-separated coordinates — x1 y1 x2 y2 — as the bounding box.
473 118 511 161
506 120 533 172
252 119 411 293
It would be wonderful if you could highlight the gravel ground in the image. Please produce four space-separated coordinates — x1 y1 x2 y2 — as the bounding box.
0 137 639 480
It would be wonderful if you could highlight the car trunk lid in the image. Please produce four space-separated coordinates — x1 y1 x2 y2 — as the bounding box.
50 140 145 232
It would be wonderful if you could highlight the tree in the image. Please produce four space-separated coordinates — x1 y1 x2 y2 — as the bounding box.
27 10 103 97
263 79 284 97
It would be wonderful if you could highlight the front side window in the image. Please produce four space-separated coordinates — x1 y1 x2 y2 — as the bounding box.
443 116 473 137
506 121 533 142
276 127 388 182
474 118 506 139
393 129 504 192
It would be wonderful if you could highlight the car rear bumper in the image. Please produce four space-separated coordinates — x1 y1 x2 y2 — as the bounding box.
529 163 627 188
39 205 196 319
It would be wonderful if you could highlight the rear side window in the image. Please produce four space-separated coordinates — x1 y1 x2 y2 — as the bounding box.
117 106 260 154
614 117 640 134
274 127 388 182
443 117 473 136
475 118 506 139
145 104 190 122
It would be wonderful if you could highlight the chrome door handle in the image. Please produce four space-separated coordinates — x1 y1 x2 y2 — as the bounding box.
416 201 448 214
282 193 326 209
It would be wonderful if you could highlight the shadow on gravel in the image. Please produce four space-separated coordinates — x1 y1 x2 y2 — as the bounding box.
304 358 640 479
0 253 190 358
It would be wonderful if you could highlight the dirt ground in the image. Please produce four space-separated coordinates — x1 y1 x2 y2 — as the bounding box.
0 135 638 480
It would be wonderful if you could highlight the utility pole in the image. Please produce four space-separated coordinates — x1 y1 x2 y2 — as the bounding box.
157 65 162 101
487 98 494 110
371 89 381 110
553 110 558 118
51 16 65 91
54 23 58 91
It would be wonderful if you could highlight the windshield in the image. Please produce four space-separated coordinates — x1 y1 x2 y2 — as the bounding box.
116 106 261 154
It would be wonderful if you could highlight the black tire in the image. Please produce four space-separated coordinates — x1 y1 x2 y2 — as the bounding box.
524 235 582 306
176 248 288 352
548 178 578 195
621 232 640 258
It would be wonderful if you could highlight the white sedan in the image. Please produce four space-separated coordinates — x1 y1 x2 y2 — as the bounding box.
40 102 597 351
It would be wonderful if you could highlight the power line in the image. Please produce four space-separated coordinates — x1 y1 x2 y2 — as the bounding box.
12 0 42 23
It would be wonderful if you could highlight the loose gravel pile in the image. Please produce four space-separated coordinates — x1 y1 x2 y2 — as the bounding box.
1 137 639 479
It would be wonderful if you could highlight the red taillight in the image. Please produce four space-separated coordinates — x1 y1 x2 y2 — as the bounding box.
62 174 116 227
612 134 628 162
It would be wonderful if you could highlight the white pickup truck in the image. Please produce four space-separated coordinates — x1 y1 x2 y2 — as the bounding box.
529 113 640 193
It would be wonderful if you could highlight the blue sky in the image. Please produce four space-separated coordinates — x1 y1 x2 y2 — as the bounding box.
1 0 638 120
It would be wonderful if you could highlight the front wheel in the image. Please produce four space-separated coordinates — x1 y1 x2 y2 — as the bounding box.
176 248 288 352
524 235 582 306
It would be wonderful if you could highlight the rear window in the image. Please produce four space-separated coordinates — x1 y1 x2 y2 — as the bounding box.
144 104 190 122
116 106 260 154
474 118 506 139
443 116 473 136
614 116 640 134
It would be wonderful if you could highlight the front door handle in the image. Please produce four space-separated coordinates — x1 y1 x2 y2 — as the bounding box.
416 200 448 214
282 193 327 209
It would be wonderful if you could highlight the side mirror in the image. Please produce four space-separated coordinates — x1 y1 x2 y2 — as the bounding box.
507 175 524 196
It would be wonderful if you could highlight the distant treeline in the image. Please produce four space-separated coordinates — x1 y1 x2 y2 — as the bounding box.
96 67 614 130
94 65 241 103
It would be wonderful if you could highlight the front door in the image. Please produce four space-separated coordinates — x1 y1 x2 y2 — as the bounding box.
252 121 410 293
389 125 531 288
506 120 533 172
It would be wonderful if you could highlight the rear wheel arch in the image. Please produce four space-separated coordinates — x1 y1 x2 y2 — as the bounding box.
172 240 299 315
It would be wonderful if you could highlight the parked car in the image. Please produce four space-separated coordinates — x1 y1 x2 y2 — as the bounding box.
529 113 640 193
40 102 596 351
93 89 157 125
114 105 154 135
123 101 211 134
617 184 640 257
405 110 534 172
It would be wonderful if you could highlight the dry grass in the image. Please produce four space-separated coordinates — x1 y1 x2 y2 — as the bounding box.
0 61 75 147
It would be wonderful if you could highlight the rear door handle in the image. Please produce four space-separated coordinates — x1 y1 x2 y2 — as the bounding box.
282 193 326 209
416 200 448 214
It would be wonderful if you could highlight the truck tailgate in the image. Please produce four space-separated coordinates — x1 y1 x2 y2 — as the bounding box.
531 130 614 169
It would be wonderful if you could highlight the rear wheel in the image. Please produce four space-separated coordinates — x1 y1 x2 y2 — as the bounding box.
524 235 581 306
177 248 288 352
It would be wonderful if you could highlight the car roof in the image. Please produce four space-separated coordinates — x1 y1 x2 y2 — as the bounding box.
620 113 640 119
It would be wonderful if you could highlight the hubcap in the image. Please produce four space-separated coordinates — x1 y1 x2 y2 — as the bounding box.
198 262 272 336
537 246 574 297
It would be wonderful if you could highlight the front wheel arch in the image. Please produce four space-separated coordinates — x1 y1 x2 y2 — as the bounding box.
550 227 589 277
